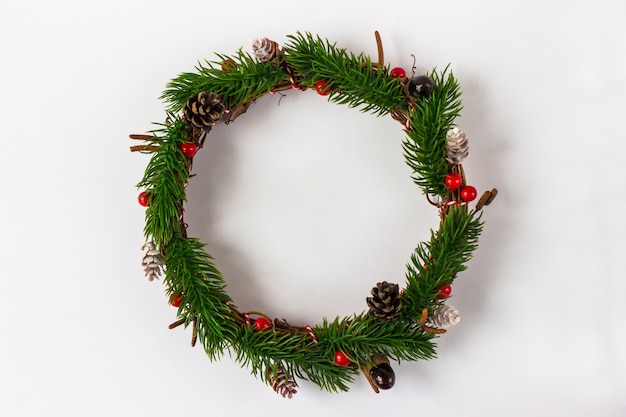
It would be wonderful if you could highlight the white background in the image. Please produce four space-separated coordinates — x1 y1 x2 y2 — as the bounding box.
1 0 625 416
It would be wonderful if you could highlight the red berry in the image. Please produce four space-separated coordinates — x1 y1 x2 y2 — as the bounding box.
169 293 183 307
334 350 351 366
138 191 151 207
436 284 452 299
253 317 272 331
444 173 463 190
180 142 198 158
390 67 406 78
315 80 332 96
221 59 236 71
460 185 477 202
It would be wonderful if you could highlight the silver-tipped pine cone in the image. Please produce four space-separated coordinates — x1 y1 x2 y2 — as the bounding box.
183 92 225 131
366 281 402 322
427 304 460 329
252 37 280 63
267 367 298 399
142 241 164 281
446 127 469 164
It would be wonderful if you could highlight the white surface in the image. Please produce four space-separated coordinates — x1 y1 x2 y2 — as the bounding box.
1 0 625 416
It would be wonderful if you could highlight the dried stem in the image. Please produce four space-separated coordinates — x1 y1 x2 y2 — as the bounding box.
169 318 186 329
476 188 498 210
374 30 384 67
418 308 447 334
191 318 198 347
129 134 154 141
130 144 159 152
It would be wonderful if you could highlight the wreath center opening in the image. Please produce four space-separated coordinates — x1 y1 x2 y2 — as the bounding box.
184 93 436 322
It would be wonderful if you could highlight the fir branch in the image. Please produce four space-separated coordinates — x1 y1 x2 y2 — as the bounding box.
283 32 407 116
136 116 190 246
233 328 357 392
402 68 463 197
164 237 237 359
316 315 436 364
161 50 288 113
402 206 483 319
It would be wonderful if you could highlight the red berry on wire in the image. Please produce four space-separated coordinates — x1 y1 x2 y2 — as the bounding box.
221 59 236 71
315 80 332 96
253 317 273 331
169 293 183 307
180 142 198 158
444 173 463 190
390 67 406 78
460 185 477 202
138 191 151 207
334 350 351 366
436 284 452 299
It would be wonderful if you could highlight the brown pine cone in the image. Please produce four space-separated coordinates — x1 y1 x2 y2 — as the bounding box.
183 92 225 131
366 281 402 322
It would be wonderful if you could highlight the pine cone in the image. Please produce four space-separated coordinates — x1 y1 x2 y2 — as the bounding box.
446 127 469 165
183 92 225 131
427 304 460 329
267 367 298 399
141 241 164 281
366 281 402 322
252 37 280 63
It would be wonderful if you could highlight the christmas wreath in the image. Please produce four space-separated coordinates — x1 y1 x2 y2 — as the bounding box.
130 32 496 397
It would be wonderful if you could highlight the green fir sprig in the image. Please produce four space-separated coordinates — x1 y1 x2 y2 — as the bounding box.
402 205 483 319
402 68 463 198
162 50 288 112
136 115 190 246
283 32 407 115
132 32 491 395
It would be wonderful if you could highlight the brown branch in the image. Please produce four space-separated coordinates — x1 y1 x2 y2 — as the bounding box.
129 134 154 140
130 145 159 152
191 318 198 347
168 318 186 329
360 362 380 394
226 81 295 124
374 30 384 67
360 31 385 70
418 308 447 335
476 188 498 210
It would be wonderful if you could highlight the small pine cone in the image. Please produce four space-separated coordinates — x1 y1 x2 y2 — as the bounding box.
427 304 460 329
446 127 469 165
267 367 298 399
367 281 402 322
252 37 280 63
141 241 164 281
183 92 225 131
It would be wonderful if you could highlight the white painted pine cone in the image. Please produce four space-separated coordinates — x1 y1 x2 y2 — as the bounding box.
268 367 298 399
252 37 280 62
141 241 164 281
427 304 460 329
446 127 469 164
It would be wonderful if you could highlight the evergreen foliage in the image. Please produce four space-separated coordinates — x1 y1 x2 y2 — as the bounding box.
402 206 483 319
162 50 288 112
283 32 407 115
136 116 190 246
134 32 488 394
402 68 463 197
